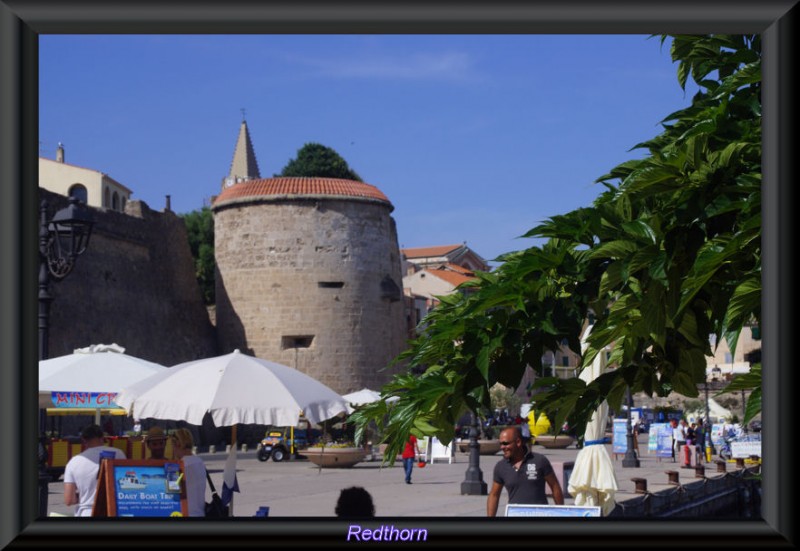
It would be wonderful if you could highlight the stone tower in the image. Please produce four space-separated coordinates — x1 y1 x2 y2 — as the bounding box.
212 122 407 394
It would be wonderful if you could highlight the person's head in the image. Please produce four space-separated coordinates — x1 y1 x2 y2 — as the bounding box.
335 486 375 518
697 418 704 426
670 418 678 427
80 424 105 448
498 426 525 462
145 426 168 459
169 428 194 459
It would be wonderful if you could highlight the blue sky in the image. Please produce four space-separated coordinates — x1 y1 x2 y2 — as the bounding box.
39 35 697 265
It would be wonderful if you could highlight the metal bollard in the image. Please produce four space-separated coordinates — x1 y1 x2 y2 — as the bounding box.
631 477 647 493
694 464 705 478
209 445 216 454
665 470 680 485
715 460 727 473
735 457 746 469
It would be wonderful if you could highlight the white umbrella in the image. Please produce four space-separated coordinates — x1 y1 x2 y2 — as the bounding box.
114 349 349 427
342 388 401 414
567 325 619 516
342 388 381 414
116 349 349 517
39 344 168 421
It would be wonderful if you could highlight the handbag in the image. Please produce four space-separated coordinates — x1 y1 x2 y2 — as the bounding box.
204 470 230 518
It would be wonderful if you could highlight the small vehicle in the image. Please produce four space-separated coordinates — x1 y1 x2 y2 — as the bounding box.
257 424 315 463
257 430 287 462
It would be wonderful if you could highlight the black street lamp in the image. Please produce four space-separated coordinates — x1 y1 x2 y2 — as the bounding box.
460 410 487 495
38 196 94 518
622 386 640 468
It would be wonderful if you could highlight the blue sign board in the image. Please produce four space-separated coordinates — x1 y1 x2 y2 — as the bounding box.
506 504 601 517
655 424 673 458
612 419 628 454
50 391 123 409
113 464 184 517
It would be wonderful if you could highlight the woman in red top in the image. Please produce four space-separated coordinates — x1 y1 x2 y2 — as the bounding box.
402 434 420 484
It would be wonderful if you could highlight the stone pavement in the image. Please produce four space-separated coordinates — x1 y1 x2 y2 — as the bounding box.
46 434 741 518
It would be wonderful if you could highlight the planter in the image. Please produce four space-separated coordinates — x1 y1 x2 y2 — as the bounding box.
303 447 366 468
457 440 502 455
534 435 574 449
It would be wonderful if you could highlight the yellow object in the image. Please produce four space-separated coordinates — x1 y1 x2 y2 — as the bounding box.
528 411 551 436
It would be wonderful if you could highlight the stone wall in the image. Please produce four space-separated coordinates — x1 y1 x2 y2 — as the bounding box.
214 198 408 395
42 189 217 366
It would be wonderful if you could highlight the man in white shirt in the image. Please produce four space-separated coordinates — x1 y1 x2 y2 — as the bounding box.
670 418 686 463
63 424 126 516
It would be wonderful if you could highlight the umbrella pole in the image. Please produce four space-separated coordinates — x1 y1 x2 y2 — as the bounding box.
230 424 236 516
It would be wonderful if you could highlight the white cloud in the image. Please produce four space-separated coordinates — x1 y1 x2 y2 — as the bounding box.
286 51 476 81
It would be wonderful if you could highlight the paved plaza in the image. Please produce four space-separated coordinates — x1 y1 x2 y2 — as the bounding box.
45 434 737 518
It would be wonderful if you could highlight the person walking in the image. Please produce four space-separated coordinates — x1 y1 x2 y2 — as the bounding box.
63 424 126 517
401 434 421 484
695 418 707 464
169 428 206 517
487 426 564 517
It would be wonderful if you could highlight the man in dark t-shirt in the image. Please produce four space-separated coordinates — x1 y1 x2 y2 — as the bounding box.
487 426 564 516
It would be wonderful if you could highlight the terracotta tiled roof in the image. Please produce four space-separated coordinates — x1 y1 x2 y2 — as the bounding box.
401 244 463 259
213 177 392 207
424 268 476 288
439 263 474 276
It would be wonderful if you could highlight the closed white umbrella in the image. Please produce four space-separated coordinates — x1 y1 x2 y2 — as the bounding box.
567 325 619 516
114 349 349 427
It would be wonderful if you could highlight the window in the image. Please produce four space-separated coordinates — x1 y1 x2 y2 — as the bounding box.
112 191 119 211
562 356 570 367
104 187 110 208
68 184 88 204
318 282 344 288
724 352 732 364
281 335 314 349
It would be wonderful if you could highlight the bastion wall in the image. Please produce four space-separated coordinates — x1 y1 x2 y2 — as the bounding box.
42 188 218 366
213 198 408 394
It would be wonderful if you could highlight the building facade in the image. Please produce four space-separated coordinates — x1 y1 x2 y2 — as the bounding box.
39 143 132 213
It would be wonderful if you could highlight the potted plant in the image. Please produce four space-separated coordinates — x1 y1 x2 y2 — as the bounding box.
303 441 367 468
533 423 574 449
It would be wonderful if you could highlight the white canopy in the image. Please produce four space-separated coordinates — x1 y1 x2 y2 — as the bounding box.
39 343 168 409
115 349 349 427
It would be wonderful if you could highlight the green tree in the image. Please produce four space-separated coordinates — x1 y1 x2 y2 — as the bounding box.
278 143 362 181
180 206 215 305
350 34 761 462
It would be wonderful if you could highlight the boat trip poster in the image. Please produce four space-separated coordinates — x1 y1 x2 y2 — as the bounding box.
113 464 183 517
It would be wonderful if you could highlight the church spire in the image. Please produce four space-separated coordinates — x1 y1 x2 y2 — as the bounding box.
222 113 261 190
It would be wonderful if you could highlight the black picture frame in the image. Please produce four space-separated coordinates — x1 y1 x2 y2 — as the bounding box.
1 1 795 547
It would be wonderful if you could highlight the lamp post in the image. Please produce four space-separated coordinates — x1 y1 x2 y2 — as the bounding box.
38 196 94 518
622 386 640 467
460 410 487 495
